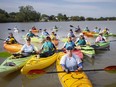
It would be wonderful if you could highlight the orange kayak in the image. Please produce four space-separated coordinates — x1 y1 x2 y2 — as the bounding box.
3 43 22 53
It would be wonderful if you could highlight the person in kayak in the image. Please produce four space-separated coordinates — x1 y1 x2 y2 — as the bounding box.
84 26 90 32
75 25 81 33
60 46 83 73
42 29 49 37
13 37 36 57
20 37 36 57
32 26 37 30
4 32 18 44
67 29 75 38
95 33 106 43
102 27 109 35
50 31 57 40
62 37 76 50
93 26 99 33
26 30 36 38
75 35 86 46
38 36 56 57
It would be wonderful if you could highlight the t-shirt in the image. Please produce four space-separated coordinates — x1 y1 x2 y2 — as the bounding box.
21 44 34 53
95 35 106 42
41 41 55 53
63 41 75 49
60 54 82 71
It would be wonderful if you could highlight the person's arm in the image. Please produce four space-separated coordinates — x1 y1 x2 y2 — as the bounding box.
60 55 69 73
74 54 83 71
20 44 26 53
62 42 67 49
52 43 56 50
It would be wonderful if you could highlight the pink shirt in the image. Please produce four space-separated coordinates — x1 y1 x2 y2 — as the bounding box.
95 35 105 42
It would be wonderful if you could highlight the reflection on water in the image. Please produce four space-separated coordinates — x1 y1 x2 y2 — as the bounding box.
0 21 116 87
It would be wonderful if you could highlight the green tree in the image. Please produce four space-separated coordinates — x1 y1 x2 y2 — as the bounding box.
0 9 9 22
18 5 41 22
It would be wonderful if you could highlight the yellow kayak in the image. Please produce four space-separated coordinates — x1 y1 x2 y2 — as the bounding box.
56 52 93 87
21 53 59 75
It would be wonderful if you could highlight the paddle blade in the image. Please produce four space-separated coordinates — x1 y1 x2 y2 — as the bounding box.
28 69 46 75
8 28 11 30
0 51 11 58
110 40 116 42
105 66 116 73
70 25 73 27
21 30 25 32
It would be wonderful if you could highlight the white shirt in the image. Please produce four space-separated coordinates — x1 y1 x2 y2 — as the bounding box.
60 53 82 71
21 44 34 53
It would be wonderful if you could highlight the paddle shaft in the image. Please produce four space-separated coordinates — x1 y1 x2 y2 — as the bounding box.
43 69 104 74
70 25 77 29
0 38 5 41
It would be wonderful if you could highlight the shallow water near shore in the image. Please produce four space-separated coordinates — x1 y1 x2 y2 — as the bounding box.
0 21 116 87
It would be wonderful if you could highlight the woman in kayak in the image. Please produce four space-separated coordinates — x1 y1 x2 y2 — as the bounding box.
20 37 36 57
13 37 36 57
62 37 76 50
4 32 18 44
75 35 86 46
38 36 56 57
67 29 75 38
50 31 57 40
42 29 50 37
95 33 106 43
26 30 36 38
60 46 83 73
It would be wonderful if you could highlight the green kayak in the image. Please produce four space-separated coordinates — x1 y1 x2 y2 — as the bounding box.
93 33 116 37
60 37 68 42
23 35 45 43
91 42 110 50
80 45 95 58
0 55 34 77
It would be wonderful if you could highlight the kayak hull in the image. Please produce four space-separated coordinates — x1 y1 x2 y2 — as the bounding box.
21 53 59 75
3 43 22 53
56 52 93 87
80 45 95 58
91 42 110 50
0 55 34 77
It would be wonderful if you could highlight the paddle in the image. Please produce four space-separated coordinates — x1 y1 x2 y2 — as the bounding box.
8 28 12 30
0 51 11 58
0 38 5 41
21 30 25 32
28 66 116 75
70 25 77 29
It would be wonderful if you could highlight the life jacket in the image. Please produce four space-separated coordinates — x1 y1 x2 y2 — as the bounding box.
77 39 86 45
42 41 55 53
7 37 17 44
65 41 75 49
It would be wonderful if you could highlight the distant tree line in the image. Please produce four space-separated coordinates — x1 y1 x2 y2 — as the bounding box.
0 5 116 23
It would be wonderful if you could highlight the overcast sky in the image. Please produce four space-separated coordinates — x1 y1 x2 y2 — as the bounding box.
0 0 116 18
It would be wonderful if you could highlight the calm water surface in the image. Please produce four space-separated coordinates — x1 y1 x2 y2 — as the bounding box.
0 21 116 87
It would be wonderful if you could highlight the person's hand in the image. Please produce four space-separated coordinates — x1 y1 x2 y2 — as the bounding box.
64 68 69 73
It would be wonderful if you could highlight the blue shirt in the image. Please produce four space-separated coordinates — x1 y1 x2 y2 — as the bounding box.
41 41 55 53
27 32 35 37
76 39 86 45
63 41 76 49
42 31 49 37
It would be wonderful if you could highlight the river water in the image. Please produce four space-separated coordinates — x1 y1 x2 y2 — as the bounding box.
0 21 116 87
